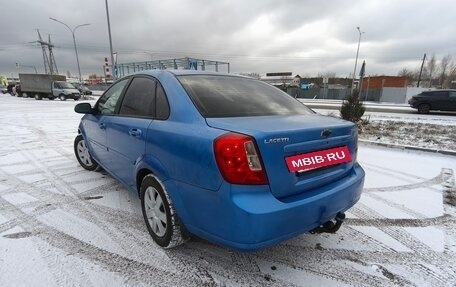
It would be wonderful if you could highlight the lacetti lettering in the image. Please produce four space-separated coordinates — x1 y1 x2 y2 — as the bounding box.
264 137 289 144
285 146 351 172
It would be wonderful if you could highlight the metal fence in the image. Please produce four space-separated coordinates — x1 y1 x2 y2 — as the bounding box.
111 57 230 78
287 87 416 104
287 87 350 100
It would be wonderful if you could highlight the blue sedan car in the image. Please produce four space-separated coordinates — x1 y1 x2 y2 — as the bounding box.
74 70 364 251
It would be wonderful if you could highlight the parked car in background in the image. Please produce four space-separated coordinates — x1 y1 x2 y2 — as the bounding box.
408 89 456 114
73 70 365 251
6 83 18 95
76 84 93 95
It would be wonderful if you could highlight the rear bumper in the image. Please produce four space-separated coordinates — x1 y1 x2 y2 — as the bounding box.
170 163 365 251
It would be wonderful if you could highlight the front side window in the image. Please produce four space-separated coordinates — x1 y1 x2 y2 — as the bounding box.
449 91 456 98
96 79 129 115
119 77 156 117
177 75 313 118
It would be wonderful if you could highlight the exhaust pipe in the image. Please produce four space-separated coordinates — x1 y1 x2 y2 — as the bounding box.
310 212 346 234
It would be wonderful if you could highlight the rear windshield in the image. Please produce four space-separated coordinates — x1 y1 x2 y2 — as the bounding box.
177 75 313 117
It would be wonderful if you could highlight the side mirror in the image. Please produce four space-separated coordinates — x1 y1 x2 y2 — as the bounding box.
75 103 93 114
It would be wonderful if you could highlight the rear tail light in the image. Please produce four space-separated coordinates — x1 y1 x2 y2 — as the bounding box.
214 133 268 185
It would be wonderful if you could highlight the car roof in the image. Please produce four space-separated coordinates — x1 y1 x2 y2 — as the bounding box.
127 69 247 78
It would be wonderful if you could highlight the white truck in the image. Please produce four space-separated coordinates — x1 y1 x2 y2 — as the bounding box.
19 73 81 101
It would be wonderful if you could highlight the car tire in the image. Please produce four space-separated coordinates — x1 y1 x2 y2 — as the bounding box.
34 94 42 100
140 174 188 249
418 104 430 114
74 134 99 171
59 94 66 101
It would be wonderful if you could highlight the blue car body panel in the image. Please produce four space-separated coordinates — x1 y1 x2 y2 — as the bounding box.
169 163 364 250
77 70 365 250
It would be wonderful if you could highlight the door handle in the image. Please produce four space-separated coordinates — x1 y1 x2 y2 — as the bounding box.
129 128 142 138
99 122 106 129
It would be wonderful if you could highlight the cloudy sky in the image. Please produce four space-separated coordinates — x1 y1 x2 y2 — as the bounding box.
1 0 455 79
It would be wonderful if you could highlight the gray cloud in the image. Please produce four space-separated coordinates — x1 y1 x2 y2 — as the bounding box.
1 0 455 79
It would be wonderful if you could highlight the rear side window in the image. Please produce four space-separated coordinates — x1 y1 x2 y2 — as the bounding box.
156 84 170 120
177 75 313 117
118 76 170 120
119 77 156 117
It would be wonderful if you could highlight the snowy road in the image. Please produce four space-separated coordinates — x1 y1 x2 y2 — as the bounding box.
1 95 455 287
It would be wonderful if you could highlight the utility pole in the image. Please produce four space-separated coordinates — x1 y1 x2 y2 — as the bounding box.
417 53 426 88
36 30 50 74
350 27 364 96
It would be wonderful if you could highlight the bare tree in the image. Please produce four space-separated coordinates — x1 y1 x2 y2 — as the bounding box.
427 54 436 88
447 62 456 88
397 68 416 85
317 72 336 79
438 54 452 88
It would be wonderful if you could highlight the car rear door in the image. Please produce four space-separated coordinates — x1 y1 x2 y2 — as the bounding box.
106 76 165 189
448 91 456 111
433 91 449 110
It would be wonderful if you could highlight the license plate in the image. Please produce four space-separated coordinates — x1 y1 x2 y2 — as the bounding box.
285 146 352 173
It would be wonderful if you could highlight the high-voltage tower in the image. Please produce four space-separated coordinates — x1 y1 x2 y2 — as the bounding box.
34 30 59 75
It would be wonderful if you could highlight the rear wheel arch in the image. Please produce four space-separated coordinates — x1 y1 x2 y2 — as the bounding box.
140 173 189 248
136 168 153 197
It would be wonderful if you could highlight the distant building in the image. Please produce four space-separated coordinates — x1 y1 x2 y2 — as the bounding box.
87 74 104 85
361 76 408 89
260 73 301 90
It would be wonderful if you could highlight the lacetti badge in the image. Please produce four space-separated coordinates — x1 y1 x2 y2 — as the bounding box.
285 146 351 172
264 137 289 144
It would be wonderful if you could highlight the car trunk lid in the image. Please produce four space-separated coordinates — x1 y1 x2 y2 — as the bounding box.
206 114 357 199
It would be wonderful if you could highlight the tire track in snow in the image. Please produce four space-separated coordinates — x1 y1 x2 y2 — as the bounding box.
0 195 94 287
5 148 218 286
348 201 455 286
175 242 294 287
361 161 427 181
0 153 217 285
364 168 445 192
255 245 415 287
0 196 212 287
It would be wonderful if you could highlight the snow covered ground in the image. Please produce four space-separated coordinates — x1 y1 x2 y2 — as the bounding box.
1 95 455 286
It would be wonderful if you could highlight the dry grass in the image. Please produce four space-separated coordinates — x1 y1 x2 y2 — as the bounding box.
359 121 456 151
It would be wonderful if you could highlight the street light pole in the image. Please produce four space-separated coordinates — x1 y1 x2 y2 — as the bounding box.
105 0 116 80
49 17 90 83
350 26 364 96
